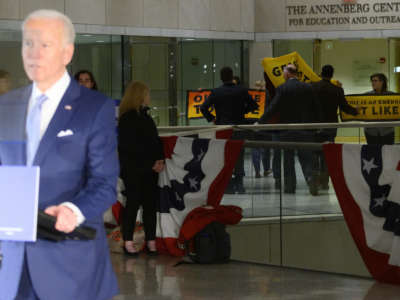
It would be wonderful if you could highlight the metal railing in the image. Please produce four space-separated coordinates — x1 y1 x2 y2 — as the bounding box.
158 121 400 132
158 121 400 149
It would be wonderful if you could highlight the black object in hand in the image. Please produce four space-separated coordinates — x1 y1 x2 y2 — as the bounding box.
37 211 97 242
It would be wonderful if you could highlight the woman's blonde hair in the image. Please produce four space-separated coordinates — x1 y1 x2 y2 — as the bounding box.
119 81 149 117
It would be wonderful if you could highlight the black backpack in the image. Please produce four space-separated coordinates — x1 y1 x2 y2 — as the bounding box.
187 221 231 264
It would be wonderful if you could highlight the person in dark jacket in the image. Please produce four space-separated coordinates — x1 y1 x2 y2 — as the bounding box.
312 64 359 189
200 66 258 194
260 63 320 195
118 81 165 256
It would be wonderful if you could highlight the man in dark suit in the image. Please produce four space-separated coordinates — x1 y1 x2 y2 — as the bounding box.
312 64 359 189
200 67 258 194
260 64 320 195
0 9 119 300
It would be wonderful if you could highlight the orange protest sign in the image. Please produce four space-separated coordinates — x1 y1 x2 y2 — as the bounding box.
246 90 266 119
187 90 212 119
187 89 266 120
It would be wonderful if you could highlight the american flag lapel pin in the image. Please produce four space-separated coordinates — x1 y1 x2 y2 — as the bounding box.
64 105 72 110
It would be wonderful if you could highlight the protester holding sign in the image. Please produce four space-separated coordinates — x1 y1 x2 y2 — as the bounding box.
312 64 359 189
260 64 320 195
364 73 395 145
200 67 258 194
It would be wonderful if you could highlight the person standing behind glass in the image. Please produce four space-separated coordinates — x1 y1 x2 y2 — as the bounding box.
200 67 258 194
74 69 98 90
312 65 359 190
118 81 165 256
364 73 395 145
260 64 320 195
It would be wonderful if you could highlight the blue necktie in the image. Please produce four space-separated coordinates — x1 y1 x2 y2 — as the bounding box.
26 94 48 166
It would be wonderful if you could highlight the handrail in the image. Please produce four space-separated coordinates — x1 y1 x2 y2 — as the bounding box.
244 140 324 150
158 121 400 132
159 125 233 137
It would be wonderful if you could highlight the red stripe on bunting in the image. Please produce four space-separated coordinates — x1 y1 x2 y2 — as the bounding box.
324 144 400 284
215 128 233 139
207 140 243 207
160 136 178 159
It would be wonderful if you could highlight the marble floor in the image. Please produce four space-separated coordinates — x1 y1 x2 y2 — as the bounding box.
221 153 341 218
111 252 400 300
110 151 400 299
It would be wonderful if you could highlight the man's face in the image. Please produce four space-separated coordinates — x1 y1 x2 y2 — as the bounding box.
22 18 74 91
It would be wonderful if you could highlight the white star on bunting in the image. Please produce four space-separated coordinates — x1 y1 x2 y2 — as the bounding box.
197 150 205 162
362 158 378 174
373 196 386 208
188 177 198 189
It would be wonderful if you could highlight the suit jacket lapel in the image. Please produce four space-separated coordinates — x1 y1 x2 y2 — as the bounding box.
34 81 81 166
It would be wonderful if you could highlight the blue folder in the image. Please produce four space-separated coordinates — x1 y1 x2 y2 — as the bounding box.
0 166 40 242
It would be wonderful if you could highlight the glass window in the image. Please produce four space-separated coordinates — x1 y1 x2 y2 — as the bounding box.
0 29 247 127
128 37 171 126
70 34 122 100
0 30 26 92
177 39 246 126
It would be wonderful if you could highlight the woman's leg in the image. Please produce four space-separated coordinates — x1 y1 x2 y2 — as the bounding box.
141 173 158 248
121 180 141 246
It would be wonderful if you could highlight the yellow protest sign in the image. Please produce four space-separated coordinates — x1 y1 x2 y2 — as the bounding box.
187 89 266 120
341 94 400 121
262 52 321 87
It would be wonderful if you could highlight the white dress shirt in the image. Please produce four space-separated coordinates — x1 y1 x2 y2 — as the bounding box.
28 71 85 225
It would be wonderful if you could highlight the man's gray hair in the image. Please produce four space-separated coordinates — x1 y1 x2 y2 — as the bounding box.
22 9 75 45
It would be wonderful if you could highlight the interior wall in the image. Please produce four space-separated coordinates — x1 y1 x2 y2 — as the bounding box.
0 0 255 35
273 40 314 69
228 218 370 277
389 39 400 94
320 39 389 95
249 41 273 88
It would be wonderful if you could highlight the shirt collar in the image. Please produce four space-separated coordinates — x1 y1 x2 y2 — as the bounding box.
32 71 71 101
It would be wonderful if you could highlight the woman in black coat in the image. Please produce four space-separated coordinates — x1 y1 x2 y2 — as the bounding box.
118 81 164 256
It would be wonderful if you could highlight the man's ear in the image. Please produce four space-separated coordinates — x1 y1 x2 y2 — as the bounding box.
63 43 74 66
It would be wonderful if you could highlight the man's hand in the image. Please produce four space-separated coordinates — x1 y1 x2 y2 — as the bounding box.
44 205 78 233
152 160 165 173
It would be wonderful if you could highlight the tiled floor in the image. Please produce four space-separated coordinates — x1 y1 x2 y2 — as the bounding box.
111 252 400 300
221 153 341 218
110 152 400 299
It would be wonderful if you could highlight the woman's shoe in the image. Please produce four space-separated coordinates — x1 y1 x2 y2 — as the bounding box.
123 241 139 257
123 246 139 257
146 246 158 256
146 240 158 256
